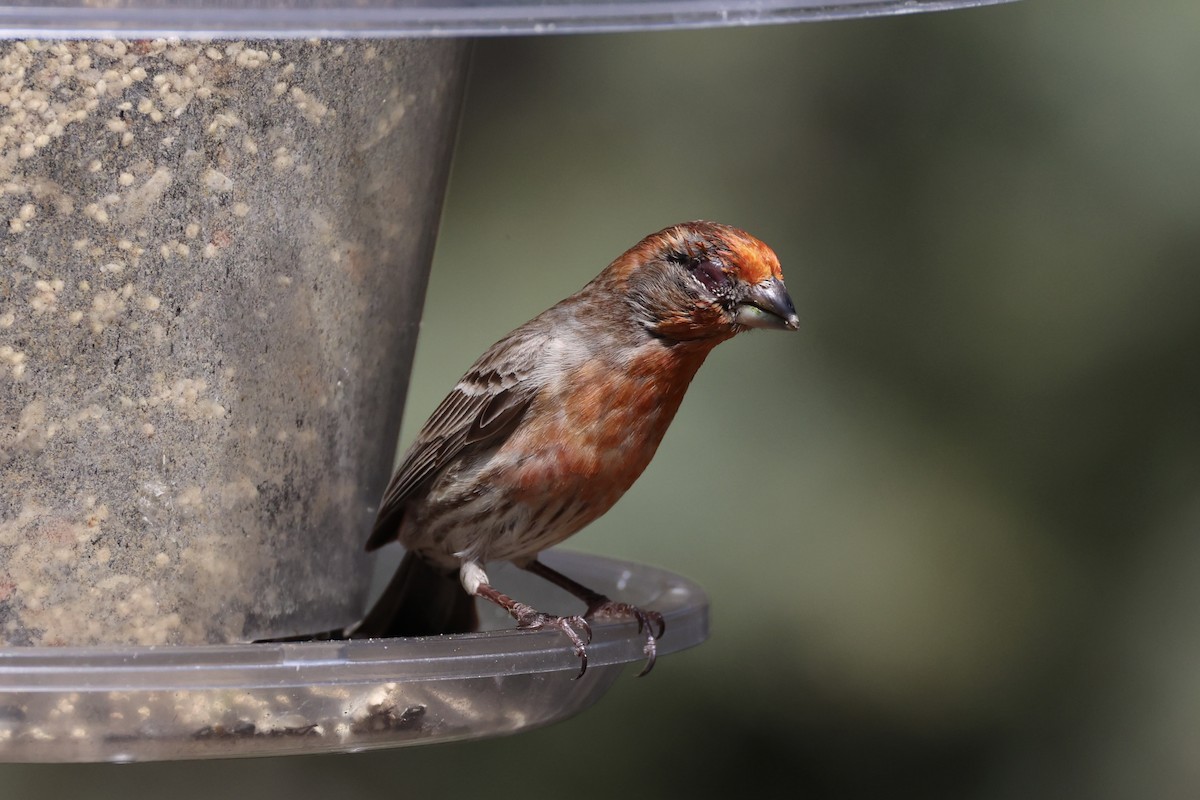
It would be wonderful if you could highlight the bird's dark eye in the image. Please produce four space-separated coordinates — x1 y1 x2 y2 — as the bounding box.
690 259 731 296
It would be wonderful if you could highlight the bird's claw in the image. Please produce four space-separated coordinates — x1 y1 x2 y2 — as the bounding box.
512 603 593 678
585 600 665 677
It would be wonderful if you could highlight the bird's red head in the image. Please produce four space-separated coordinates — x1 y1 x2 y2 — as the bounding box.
600 221 799 343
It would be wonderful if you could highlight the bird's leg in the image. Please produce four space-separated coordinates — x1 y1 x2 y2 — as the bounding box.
522 559 665 676
459 561 593 677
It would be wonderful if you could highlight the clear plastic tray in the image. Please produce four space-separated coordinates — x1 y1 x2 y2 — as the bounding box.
0 0 1020 38
0 551 708 763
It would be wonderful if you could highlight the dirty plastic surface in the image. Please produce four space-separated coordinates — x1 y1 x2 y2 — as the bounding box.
0 37 468 645
0 1 1021 38
0 551 709 762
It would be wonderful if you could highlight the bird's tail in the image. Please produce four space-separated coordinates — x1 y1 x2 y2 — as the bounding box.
347 550 479 639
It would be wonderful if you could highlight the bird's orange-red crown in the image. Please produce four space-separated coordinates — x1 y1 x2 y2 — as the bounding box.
606 221 783 286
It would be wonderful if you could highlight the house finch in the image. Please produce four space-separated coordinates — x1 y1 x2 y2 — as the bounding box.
350 221 798 675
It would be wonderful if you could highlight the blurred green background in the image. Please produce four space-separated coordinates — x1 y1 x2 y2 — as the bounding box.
9 0 1200 797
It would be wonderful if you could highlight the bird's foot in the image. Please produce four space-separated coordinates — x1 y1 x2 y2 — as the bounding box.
520 560 667 677
511 602 593 678
585 599 665 677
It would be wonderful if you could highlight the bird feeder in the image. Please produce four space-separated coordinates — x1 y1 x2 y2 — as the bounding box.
0 0 1015 762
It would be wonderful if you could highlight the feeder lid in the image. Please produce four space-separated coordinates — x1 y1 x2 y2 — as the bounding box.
0 0 1020 38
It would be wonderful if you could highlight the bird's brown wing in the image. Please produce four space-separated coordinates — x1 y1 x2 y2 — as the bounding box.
364 329 546 552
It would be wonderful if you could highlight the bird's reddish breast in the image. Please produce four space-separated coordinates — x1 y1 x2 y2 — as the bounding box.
502 343 709 514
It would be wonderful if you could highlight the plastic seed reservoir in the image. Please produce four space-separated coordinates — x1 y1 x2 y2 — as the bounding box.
1 38 467 647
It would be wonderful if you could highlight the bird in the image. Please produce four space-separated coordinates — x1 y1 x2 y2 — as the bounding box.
348 221 799 676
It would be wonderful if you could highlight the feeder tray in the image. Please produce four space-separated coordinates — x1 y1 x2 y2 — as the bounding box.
0 552 709 763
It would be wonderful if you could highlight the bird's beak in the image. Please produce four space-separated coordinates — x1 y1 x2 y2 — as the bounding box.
734 277 799 331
